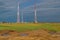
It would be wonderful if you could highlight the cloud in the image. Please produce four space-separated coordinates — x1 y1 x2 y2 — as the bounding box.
0 0 60 22
23 0 60 9
22 0 60 15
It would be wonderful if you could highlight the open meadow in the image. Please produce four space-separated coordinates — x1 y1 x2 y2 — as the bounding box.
0 23 60 40
0 23 60 31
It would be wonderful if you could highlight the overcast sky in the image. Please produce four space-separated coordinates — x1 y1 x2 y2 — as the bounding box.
0 0 60 22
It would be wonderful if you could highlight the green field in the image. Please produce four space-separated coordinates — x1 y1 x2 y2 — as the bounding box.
0 23 60 32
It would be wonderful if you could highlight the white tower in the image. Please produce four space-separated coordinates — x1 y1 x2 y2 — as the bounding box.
17 2 20 23
34 8 37 23
34 0 37 23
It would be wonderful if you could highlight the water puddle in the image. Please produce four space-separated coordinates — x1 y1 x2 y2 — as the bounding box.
20 33 28 36
48 31 56 35
1 33 9 36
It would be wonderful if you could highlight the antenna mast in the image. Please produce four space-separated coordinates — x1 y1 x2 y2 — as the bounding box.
34 0 37 23
17 2 20 23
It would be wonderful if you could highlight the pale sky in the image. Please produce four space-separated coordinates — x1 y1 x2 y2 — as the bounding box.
0 0 60 22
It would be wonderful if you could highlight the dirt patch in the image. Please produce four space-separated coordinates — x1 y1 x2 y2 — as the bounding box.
0 29 60 40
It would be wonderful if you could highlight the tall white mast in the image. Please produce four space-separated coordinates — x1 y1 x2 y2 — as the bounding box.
34 8 37 23
17 2 20 23
34 0 37 23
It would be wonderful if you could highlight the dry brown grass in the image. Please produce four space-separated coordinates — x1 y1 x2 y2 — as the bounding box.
0 29 60 40
0 23 60 40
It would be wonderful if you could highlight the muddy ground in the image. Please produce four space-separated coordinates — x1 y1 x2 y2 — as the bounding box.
0 29 60 40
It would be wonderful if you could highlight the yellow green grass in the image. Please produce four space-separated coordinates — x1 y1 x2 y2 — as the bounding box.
0 23 60 32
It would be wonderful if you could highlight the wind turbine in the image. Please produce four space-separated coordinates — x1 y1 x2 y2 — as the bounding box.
17 2 20 23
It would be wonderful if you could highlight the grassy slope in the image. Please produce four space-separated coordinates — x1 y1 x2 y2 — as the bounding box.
0 23 60 32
